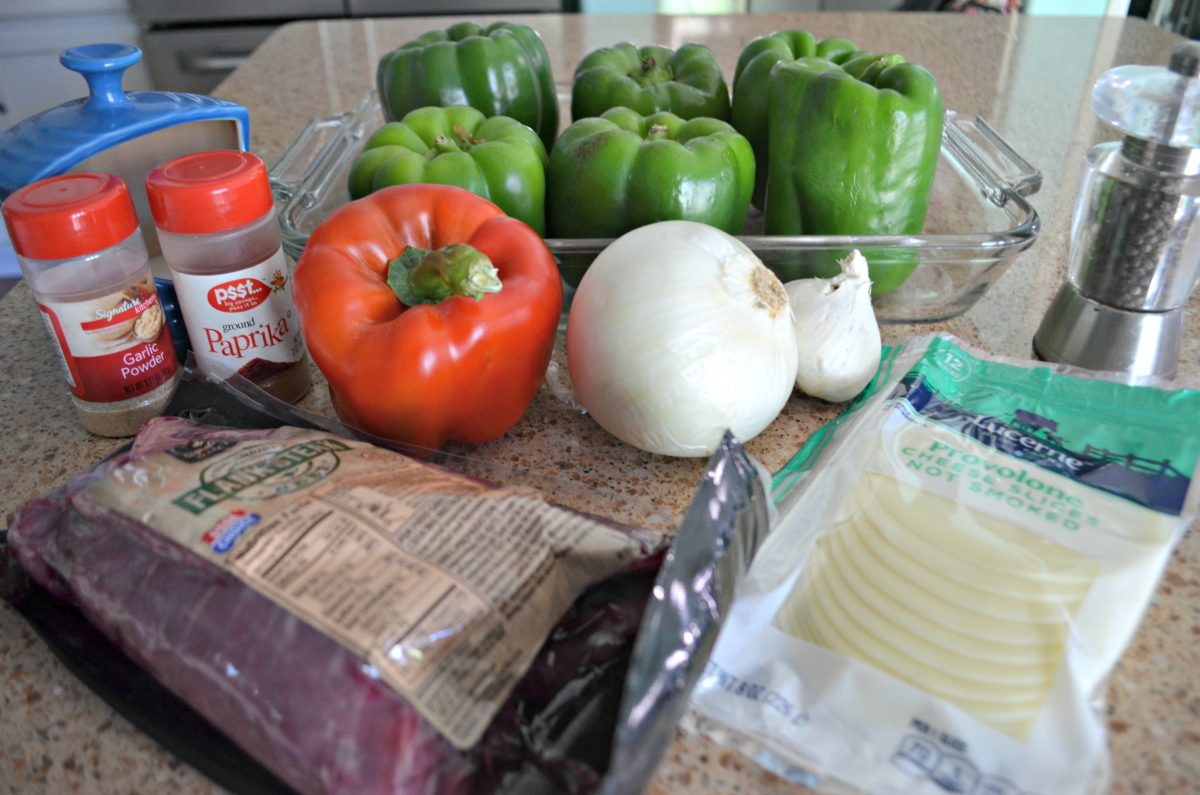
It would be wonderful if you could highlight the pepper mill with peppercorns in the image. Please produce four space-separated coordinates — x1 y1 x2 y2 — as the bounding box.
1034 42 1200 379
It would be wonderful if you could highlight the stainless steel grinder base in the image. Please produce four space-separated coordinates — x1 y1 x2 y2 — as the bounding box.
1033 283 1182 379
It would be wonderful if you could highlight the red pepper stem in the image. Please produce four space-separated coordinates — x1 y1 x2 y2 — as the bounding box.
387 244 502 306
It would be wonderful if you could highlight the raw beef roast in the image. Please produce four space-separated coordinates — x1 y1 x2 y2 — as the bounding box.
5 419 661 795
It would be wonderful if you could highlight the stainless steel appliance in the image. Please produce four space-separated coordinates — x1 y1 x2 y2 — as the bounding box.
131 0 568 93
1034 42 1200 379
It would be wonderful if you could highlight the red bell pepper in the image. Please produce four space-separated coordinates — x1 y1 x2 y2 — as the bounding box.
293 184 562 449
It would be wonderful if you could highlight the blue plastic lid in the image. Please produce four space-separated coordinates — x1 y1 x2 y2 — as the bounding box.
0 44 251 198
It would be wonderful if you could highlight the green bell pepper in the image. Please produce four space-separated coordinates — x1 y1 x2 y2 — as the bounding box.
548 106 752 237
764 52 944 295
571 42 730 122
348 105 548 235
731 30 860 208
376 21 559 149
548 107 754 284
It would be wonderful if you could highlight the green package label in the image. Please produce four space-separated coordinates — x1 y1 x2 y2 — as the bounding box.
775 336 1200 516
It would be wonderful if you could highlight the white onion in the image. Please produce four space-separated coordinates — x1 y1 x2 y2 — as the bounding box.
566 221 799 457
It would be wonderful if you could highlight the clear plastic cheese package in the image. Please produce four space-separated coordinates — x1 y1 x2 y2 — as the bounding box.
686 334 1200 795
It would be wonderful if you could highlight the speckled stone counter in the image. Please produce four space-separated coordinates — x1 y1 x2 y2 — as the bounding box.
2 11 1197 795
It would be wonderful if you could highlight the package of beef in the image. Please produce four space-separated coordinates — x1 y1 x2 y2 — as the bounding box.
5 416 664 795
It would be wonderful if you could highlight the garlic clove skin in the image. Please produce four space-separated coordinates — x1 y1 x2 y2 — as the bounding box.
786 249 882 403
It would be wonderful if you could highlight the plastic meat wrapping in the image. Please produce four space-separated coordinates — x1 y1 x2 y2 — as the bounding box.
2 377 668 795
1 374 784 795
599 431 773 795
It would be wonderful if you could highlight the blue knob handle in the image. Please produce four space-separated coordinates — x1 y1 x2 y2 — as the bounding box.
60 43 141 111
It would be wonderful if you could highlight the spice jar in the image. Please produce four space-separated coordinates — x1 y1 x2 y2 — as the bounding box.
2 173 180 437
146 150 311 403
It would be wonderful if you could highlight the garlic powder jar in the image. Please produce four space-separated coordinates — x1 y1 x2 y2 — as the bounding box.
2 173 180 437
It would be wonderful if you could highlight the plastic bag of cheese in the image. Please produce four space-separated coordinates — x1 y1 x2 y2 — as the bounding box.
688 333 1200 795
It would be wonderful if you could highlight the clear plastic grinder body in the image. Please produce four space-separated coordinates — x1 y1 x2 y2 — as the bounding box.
1034 42 1200 379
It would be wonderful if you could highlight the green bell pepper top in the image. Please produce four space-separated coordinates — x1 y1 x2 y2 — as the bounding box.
348 105 548 235
570 42 731 122
376 21 559 149
763 53 944 294
731 30 860 208
547 106 753 240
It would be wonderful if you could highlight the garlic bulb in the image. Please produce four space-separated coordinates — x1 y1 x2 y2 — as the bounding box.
786 250 882 403
566 221 799 457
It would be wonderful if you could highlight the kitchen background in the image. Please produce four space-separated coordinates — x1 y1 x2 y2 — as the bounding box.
0 0 1190 296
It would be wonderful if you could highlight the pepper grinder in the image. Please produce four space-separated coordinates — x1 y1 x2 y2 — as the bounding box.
1034 42 1200 379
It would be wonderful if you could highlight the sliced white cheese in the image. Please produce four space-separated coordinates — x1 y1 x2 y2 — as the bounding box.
776 472 1098 738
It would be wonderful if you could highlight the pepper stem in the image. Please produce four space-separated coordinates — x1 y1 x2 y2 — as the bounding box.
432 125 480 157
632 54 672 87
432 134 458 155
645 123 670 141
387 244 502 306
452 123 480 148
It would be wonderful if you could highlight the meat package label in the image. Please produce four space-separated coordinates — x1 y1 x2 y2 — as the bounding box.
85 426 643 749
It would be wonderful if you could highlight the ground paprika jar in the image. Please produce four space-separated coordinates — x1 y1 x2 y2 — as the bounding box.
2 173 180 437
146 150 311 403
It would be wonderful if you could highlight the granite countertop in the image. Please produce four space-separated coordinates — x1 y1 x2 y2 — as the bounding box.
2 11 1198 795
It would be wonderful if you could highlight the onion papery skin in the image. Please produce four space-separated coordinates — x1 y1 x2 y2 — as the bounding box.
566 221 799 457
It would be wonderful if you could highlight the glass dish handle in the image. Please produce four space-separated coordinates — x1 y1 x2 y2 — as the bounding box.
269 91 378 206
944 112 1042 205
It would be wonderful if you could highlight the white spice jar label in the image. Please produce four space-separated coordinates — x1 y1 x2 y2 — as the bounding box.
171 247 307 380
36 273 179 403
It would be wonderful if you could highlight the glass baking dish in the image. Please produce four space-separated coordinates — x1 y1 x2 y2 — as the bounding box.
269 92 1042 323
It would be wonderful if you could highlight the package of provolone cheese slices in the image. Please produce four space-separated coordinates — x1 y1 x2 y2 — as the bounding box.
688 333 1200 795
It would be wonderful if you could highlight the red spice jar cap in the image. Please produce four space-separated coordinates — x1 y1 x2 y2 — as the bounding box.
2 173 138 261
145 150 273 235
